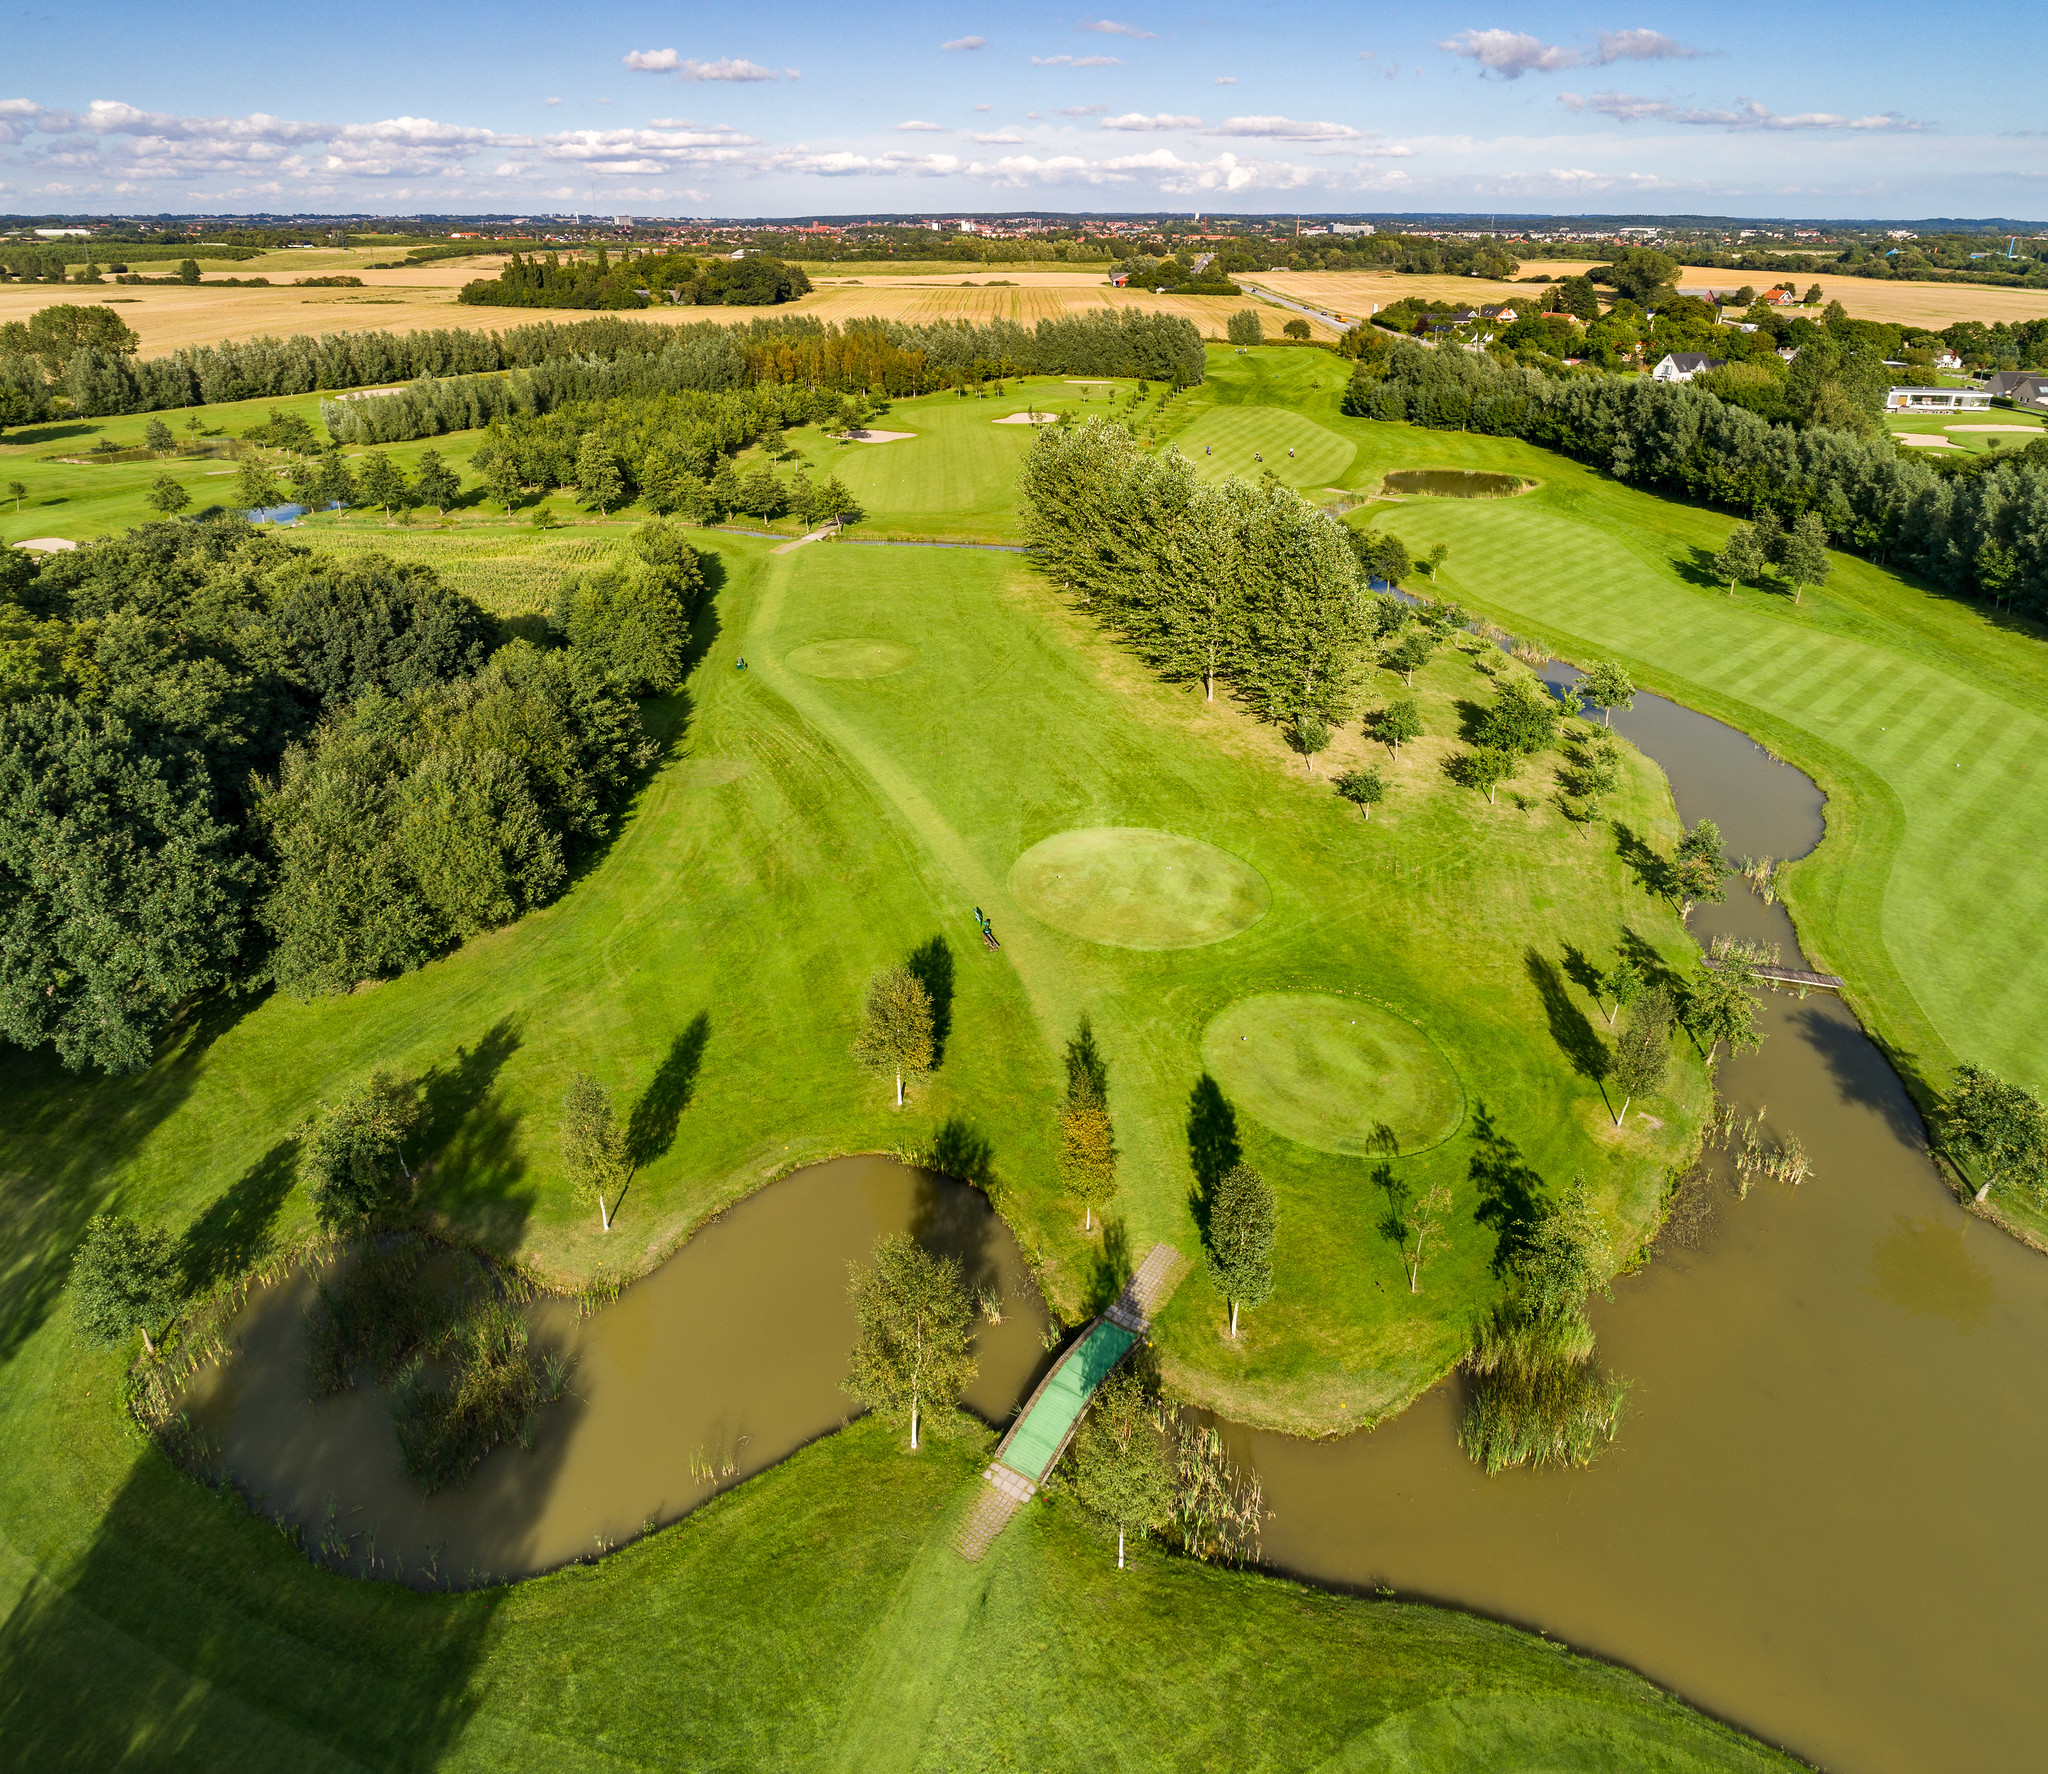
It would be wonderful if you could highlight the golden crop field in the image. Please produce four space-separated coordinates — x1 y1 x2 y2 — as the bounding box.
0 256 1318 358
1249 265 2048 330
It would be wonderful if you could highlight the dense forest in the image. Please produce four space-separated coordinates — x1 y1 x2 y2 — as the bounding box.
0 520 705 1072
1345 338 2048 615
0 306 1204 429
458 248 812 310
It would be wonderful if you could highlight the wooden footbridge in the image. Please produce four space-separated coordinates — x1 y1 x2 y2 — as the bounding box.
953 1242 1186 1562
1706 958 1846 993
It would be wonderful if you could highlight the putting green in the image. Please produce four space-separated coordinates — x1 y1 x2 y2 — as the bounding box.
785 638 919 680
1201 993 1464 1157
1008 827 1269 950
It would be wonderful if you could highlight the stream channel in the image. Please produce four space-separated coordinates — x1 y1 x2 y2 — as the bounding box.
184 678 2042 1773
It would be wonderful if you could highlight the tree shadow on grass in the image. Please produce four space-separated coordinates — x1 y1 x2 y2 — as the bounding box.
626 1012 710 1168
1525 947 1609 1082
1677 544 1727 593
1373 1163 1409 1253
1186 1074 1241 1236
1084 1214 1133 1318
1560 940 1606 1004
1610 822 1672 903
412 1021 532 1252
179 1139 299 1294
905 937 955 1067
1469 1101 1546 1276
0 1447 502 1771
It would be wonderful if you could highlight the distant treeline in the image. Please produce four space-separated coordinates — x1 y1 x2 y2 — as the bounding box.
1 307 1204 428
1347 340 2048 617
0 242 263 277
458 248 811 310
0 518 706 1073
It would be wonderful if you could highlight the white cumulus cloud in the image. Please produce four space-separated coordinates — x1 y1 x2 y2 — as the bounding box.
894 119 949 131
1439 27 1704 78
1032 54 1123 67
1206 115 1366 141
1101 112 1201 131
1080 18 1155 37
1559 91 1926 130
942 35 986 50
623 51 781 81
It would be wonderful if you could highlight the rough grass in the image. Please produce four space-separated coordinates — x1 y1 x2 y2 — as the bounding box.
1200 992 1465 1157
1007 826 1273 951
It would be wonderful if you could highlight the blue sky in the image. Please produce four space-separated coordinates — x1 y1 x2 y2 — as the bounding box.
5 1 2040 218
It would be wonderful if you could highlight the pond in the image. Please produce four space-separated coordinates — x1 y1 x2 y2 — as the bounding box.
180 1156 1051 1585
1380 468 1530 498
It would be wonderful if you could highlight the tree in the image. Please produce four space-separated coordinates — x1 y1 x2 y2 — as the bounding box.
1943 1064 2048 1205
1457 744 1516 805
1579 660 1635 726
1227 308 1265 346
1282 318 1311 341
561 1072 630 1231
177 257 201 285
1476 676 1560 755
843 1231 975 1450
1597 247 1681 304
1353 528 1411 588
1672 816 1726 915
1607 988 1671 1125
1398 1180 1452 1293
146 474 189 518
1684 942 1765 1059
819 474 861 527
356 450 406 517
311 447 356 512
1711 525 1768 598
69 1213 180 1355
854 963 935 1108
1600 955 1646 1027
574 435 624 516
302 1072 419 1232
1290 709 1330 774
235 457 280 512
144 417 175 454
483 451 523 516
1206 1161 1275 1337
414 449 460 516
1067 1367 1175 1568
1374 697 1423 758
6 480 25 512
1554 274 1599 323
1780 510 1830 606
1420 542 1450 580
1059 1014 1118 1231
557 568 688 694
1335 764 1387 818
1386 630 1435 687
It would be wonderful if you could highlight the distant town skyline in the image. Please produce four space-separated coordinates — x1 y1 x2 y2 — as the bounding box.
7 0 2037 216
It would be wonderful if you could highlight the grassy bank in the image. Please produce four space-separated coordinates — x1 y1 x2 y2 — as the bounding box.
0 1398 1796 1771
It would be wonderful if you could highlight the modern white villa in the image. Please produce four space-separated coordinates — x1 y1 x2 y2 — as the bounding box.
1884 386 1993 412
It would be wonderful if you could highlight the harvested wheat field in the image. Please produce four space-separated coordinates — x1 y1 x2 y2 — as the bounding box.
0 258 1316 357
1252 266 2048 331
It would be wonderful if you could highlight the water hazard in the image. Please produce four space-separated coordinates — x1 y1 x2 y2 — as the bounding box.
1219 676 2048 1774
1380 468 1529 498
182 1156 1050 1585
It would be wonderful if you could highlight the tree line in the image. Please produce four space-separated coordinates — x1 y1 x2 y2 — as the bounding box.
2 304 1205 431
0 516 706 1073
458 248 811 310
1344 338 2048 618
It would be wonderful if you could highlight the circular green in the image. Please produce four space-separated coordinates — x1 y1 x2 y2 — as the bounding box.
1008 827 1269 950
1201 992 1464 1157
786 639 919 680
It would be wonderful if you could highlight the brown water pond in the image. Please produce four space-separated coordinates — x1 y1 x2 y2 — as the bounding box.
1381 468 1530 498
181 1156 1050 1586
1218 676 2047 1774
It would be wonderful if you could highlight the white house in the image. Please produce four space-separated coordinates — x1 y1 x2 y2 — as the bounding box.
1884 386 1992 412
1933 348 1963 371
1652 353 1726 383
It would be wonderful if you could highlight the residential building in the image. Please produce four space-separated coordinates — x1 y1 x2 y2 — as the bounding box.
1986 370 2047 402
1884 386 1993 412
1652 352 1727 383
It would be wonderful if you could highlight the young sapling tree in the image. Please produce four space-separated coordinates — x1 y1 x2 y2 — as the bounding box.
854 964 936 1108
1067 1366 1175 1568
560 1072 630 1231
1205 1162 1275 1338
843 1232 975 1450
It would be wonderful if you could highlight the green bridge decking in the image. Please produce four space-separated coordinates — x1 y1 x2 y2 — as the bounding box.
952 1242 1186 1562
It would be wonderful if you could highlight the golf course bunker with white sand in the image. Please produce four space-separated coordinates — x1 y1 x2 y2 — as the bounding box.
1201 992 1465 1156
1009 827 1270 950
785 639 920 680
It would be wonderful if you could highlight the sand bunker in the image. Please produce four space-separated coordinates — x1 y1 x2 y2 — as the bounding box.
1945 424 2041 433
1201 993 1464 1157
1896 435 1959 447
839 428 915 443
993 411 1058 425
1008 827 1268 950
11 537 77 552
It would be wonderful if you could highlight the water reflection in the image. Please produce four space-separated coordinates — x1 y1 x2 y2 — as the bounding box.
184 1156 1050 1586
